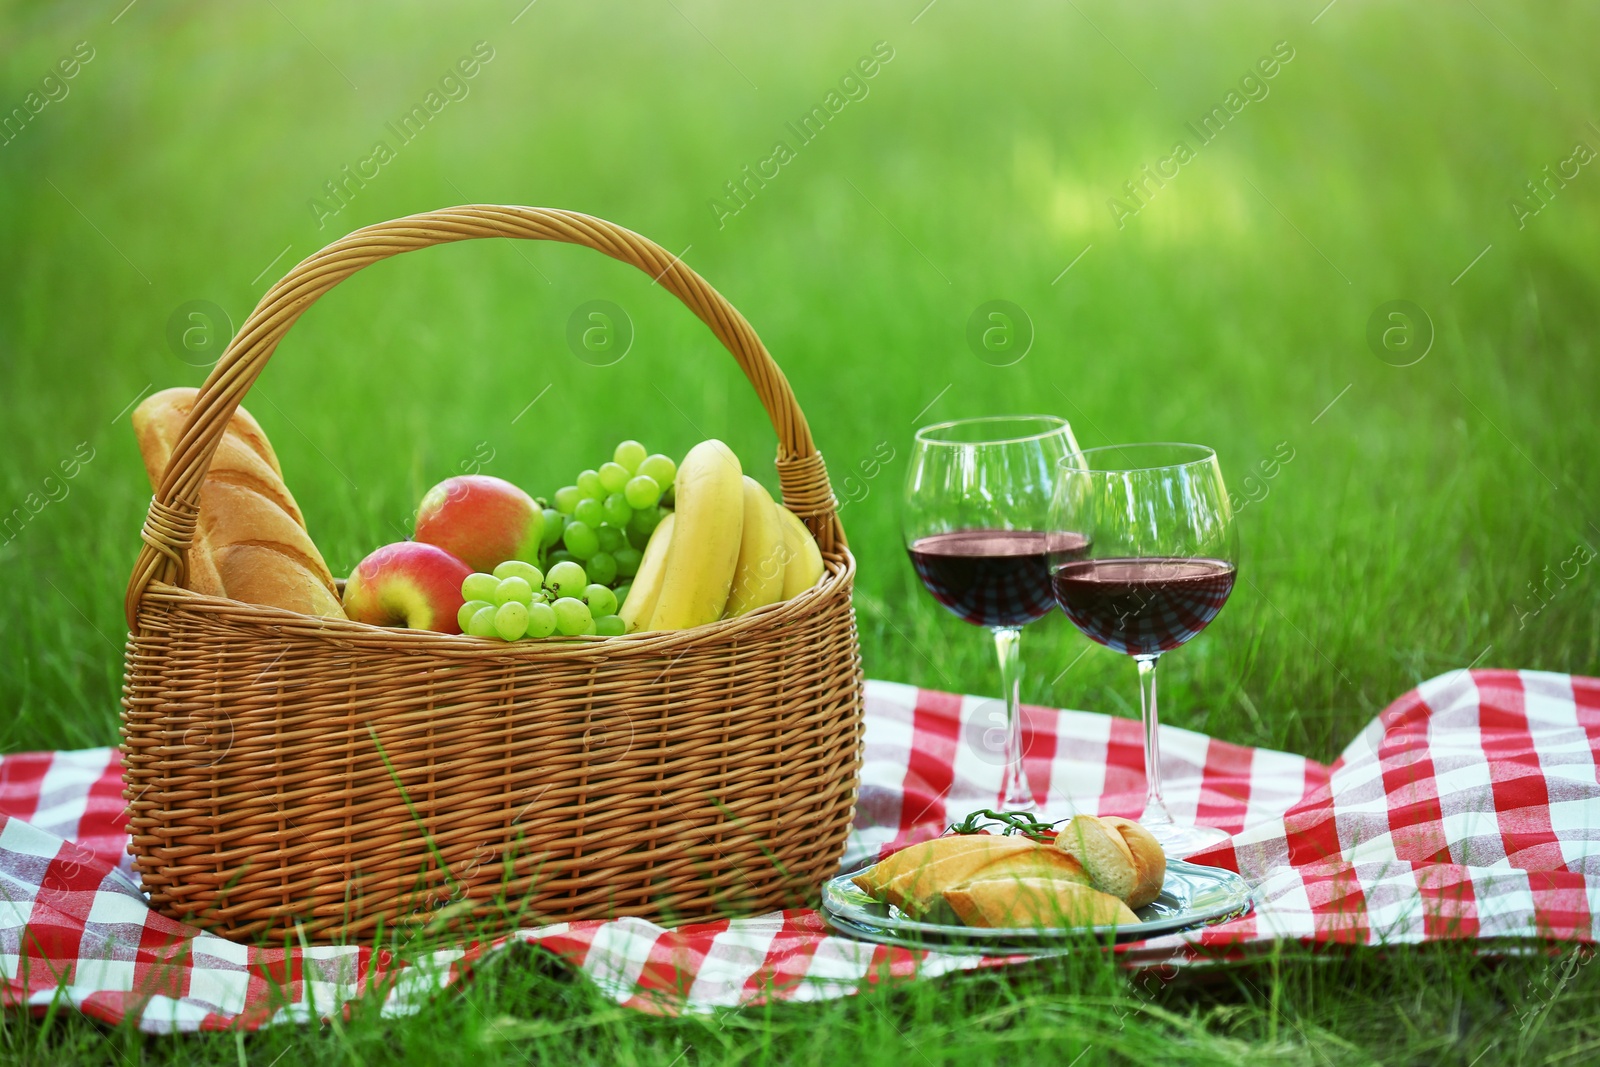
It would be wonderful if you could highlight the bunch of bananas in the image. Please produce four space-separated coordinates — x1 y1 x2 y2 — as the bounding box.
619 439 825 632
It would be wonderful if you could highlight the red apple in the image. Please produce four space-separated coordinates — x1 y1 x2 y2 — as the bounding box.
414 475 544 573
343 541 472 632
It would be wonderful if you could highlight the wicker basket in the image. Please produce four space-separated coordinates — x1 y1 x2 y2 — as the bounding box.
120 205 863 944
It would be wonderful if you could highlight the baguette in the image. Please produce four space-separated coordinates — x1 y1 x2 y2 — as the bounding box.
1052 814 1166 909
132 388 345 618
854 817 1166 929
878 837 1038 915
946 846 1090 889
852 834 1020 898
890 843 1093 920
943 877 1139 929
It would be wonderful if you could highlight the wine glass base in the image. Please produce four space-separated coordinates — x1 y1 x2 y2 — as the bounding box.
1139 818 1231 859
999 791 1039 816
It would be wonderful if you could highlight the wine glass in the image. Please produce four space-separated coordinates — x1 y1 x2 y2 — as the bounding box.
903 415 1086 813
1048 443 1237 857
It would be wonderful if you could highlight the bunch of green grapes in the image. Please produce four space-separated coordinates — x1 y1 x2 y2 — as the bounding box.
458 559 626 640
541 440 676 597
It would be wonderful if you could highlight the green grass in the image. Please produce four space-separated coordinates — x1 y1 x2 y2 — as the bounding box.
2 0 1599 1062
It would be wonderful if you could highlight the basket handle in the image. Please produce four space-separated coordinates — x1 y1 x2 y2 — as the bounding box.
125 205 844 630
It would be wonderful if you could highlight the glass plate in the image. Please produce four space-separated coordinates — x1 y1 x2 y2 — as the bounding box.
819 857 1254 955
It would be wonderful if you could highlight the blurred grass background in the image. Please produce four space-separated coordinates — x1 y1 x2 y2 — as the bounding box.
1 1 1598 1062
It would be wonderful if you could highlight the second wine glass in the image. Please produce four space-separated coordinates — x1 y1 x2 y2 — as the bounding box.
1049 443 1238 856
903 415 1086 813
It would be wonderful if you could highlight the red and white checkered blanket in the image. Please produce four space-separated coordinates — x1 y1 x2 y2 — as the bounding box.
3 669 1597 1033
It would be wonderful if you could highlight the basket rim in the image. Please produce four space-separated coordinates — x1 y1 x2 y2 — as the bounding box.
134 547 857 655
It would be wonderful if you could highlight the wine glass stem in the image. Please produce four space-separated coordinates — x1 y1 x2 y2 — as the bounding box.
1134 653 1172 824
992 625 1034 811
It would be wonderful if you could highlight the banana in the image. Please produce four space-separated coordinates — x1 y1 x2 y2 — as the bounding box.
775 504 825 599
618 512 676 632
723 476 786 618
649 440 745 630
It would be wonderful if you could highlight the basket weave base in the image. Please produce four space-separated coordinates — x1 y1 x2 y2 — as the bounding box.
122 562 861 943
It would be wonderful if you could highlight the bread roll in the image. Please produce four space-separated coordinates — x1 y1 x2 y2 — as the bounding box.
132 388 345 618
1053 814 1166 909
944 877 1139 929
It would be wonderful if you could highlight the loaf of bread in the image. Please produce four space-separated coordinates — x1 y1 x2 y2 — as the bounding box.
852 834 1014 898
1052 815 1166 909
875 836 1039 916
852 816 1168 929
132 388 345 619
944 878 1139 929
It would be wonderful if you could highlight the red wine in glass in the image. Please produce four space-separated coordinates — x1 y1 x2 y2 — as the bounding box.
1050 557 1236 656
903 415 1085 813
909 529 1088 628
1049 443 1239 857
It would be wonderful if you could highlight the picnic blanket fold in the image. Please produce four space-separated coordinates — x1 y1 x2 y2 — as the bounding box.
1 669 1596 1033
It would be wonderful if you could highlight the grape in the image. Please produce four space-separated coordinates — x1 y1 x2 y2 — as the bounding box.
573 497 605 528
493 560 543 587
458 599 493 632
563 520 600 560
614 440 647 472
525 601 557 639
594 614 626 637
596 524 626 554
547 549 577 568
598 462 631 494
461 572 500 603
585 551 617 585
583 584 618 618
545 560 588 598
613 583 632 610
539 509 563 549
494 601 530 641
602 493 632 526
553 486 582 514
626 506 661 548
661 483 675 508
638 453 676 489
551 596 593 637
623 474 661 510
467 604 500 638
576 469 605 500
614 546 643 578
494 576 534 606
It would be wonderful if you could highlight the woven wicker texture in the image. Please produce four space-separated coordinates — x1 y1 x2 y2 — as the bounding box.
120 206 864 942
